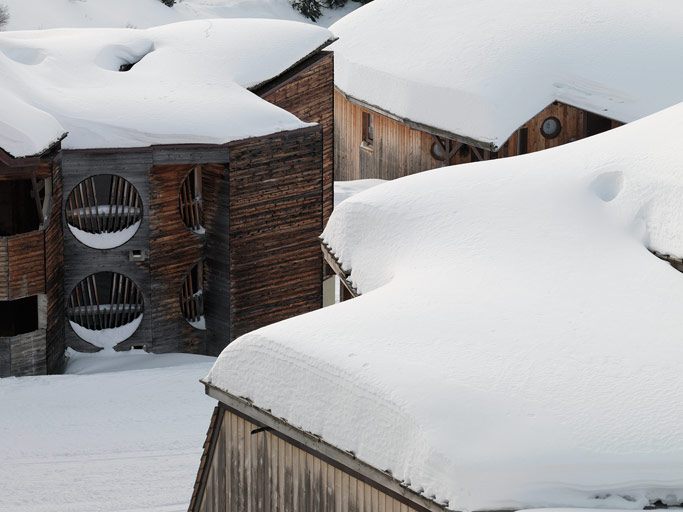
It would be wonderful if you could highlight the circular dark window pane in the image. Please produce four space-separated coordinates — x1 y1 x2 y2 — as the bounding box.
66 175 142 249
431 141 447 161
67 272 144 348
541 116 562 139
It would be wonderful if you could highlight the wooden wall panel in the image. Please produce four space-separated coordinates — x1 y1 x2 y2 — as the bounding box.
194 407 425 512
149 162 228 354
4 231 45 300
227 126 324 340
45 163 65 373
336 93 622 181
259 52 334 226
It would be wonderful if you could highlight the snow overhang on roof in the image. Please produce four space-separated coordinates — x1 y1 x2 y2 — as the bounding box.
0 19 334 155
206 103 683 512
330 0 683 149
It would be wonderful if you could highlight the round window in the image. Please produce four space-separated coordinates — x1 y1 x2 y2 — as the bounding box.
66 175 142 249
540 116 562 139
67 272 144 349
180 261 206 330
430 141 447 161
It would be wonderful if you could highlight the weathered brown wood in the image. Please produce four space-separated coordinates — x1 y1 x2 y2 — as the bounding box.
336 90 621 181
258 51 334 226
191 397 442 512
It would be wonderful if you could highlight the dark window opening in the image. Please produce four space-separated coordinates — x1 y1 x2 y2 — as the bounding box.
586 112 614 137
0 296 39 336
362 111 374 146
0 178 48 236
517 127 529 155
540 116 562 139
458 144 471 159
180 261 205 329
179 166 204 233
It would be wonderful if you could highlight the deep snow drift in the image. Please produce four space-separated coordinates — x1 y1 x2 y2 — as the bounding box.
0 19 332 157
331 0 683 148
207 103 683 511
0 0 357 31
0 350 215 512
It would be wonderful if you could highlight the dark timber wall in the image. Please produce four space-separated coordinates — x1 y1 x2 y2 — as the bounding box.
256 51 334 227
0 156 63 377
226 126 324 341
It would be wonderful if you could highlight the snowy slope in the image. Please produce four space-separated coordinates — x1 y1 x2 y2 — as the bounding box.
0 19 332 157
331 0 683 148
0 351 215 512
207 103 683 511
0 0 356 31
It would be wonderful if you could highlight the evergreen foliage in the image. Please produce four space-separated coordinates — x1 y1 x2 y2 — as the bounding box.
159 0 176 7
0 5 8 31
291 0 372 22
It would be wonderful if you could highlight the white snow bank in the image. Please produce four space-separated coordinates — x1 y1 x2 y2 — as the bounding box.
69 314 142 350
1 0 356 31
0 352 215 512
207 103 683 511
0 19 333 156
330 0 683 148
68 220 141 249
334 178 386 208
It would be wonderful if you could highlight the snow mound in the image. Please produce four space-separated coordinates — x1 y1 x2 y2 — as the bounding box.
330 0 683 148
207 103 683 511
0 19 333 157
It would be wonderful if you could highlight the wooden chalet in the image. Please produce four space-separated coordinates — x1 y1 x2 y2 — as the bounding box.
330 0 683 181
190 385 448 512
0 144 65 377
0 21 335 375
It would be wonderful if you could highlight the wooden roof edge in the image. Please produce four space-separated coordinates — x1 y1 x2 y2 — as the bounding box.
320 239 360 298
202 381 452 512
188 404 224 512
250 37 337 97
334 86 499 152
0 134 65 168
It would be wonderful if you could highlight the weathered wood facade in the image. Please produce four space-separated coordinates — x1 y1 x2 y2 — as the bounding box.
62 125 324 356
0 148 64 377
335 89 623 181
190 385 447 512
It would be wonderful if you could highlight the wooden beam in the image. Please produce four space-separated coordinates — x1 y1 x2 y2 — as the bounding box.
320 241 359 298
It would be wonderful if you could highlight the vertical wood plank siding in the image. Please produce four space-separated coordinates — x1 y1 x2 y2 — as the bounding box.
194 406 427 512
0 231 45 300
335 91 621 181
227 126 324 340
258 52 335 226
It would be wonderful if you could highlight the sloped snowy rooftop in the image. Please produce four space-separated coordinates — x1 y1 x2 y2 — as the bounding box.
207 103 683 511
0 19 333 157
330 0 683 149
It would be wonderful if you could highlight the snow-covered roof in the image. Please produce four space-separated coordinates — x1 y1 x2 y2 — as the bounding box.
206 103 683 511
0 19 333 157
330 0 683 149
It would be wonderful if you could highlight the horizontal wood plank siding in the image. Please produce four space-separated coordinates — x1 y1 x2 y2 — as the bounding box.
195 406 427 512
260 52 334 226
227 126 323 340
45 163 65 373
0 231 46 300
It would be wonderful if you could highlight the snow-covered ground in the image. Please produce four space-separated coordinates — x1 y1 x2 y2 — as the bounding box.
0 0 357 30
0 350 215 512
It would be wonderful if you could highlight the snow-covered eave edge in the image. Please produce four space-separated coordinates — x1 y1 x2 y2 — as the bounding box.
249 37 338 94
335 86 631 152
320 238 360 297
201 380 454 512
0 132 67 167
